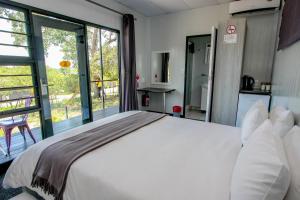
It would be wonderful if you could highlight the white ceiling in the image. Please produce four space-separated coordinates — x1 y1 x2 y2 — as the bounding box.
114 0 233 16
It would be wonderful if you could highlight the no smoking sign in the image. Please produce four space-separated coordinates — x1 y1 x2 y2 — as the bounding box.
226 25 236 34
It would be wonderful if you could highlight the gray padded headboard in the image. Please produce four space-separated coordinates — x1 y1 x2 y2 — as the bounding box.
271 96 300 125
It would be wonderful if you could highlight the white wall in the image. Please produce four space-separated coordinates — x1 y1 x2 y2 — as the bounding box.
270 3 300 125
272 41 300 124
145 4 230 113
12 0 149 89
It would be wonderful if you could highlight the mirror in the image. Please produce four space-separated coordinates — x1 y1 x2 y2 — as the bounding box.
151 51 171 84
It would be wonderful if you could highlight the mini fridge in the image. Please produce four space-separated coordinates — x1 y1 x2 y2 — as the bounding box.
235 92 271 127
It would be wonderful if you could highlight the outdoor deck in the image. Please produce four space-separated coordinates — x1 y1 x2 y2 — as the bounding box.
0 106 119 165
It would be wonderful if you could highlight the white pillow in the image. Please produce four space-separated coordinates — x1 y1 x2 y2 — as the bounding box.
283 126 300 200
241 100 268 145
270 106 294 137
231 120 291 200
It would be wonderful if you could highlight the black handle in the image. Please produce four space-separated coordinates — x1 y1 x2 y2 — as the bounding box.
249 77 255 86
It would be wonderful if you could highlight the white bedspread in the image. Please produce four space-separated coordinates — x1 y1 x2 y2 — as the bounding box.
3 111 241 200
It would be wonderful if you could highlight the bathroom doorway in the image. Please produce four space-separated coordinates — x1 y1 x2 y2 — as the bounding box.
183 30 217 121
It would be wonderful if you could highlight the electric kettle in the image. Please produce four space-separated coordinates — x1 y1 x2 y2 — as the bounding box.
241 75 255 90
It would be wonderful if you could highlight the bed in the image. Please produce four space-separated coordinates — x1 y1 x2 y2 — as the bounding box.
3 111 242 200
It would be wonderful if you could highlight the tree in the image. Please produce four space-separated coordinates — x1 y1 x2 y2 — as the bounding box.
42 27 80 102
0 7 27 46
87 28 119 98
101 30 118 81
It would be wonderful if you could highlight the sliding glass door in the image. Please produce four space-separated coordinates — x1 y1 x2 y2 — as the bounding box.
32 14 91 137
87 26 120 120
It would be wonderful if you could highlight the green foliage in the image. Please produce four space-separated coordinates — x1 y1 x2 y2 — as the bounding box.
0 66 31 88
0 7 25 21
87 28 119 81
42 27 78 65
0 66 34 112
0 7 28 46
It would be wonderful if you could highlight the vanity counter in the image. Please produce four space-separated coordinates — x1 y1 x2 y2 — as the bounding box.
137 87 175 93
137 87 175 113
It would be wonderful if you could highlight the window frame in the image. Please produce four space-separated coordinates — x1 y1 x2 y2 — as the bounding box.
0 3 32 58
0 3 40 118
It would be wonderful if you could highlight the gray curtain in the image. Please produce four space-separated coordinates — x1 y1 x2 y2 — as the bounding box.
278 0 300 50
121 14 138 112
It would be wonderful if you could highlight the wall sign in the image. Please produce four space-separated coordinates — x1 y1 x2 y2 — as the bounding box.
226 25 236 34
224 34 237 44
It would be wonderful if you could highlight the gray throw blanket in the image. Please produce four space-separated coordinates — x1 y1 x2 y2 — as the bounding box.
31 112 166 200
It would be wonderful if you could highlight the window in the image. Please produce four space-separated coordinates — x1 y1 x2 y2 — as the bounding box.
101 29 119 108
87 26 120 120
0 6 30 57
0 5 41 161
0 5 38 115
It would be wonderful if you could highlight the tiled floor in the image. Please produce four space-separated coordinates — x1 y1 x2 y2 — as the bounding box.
0 106 119 165
185 109 206 121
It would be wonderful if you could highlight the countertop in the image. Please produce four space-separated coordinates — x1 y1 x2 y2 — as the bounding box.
137 87 175 93
240 89 271 95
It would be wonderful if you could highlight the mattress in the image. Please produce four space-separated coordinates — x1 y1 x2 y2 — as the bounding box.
3 111 242 200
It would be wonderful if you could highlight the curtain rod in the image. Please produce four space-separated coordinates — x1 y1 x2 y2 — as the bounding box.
85 0 125 16
85 0 137 21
